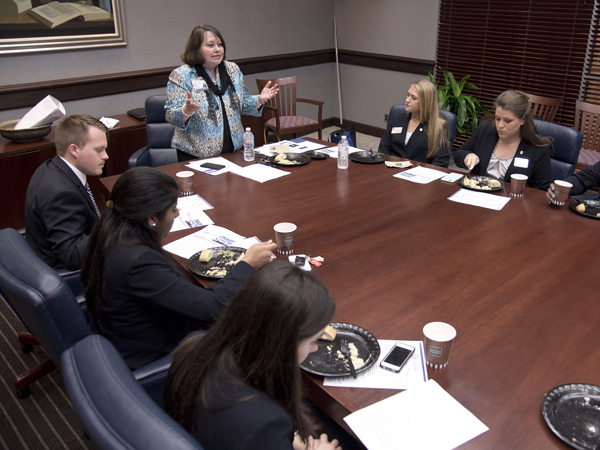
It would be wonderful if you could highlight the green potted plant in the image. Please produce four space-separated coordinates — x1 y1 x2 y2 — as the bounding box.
428 69 490 141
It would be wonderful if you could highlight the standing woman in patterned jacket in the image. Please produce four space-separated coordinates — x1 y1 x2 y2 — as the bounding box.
166 25 279 160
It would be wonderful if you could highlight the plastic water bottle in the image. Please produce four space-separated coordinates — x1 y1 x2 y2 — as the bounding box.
337 135 349 169
243 127 254 161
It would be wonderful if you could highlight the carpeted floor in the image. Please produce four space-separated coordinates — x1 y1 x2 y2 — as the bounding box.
0 294 95 450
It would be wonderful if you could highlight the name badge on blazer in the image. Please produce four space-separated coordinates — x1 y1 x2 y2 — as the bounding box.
392 127 403 134
192 79 208 91
514 157 529 168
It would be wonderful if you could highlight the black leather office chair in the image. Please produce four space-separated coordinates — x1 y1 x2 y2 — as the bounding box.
128 95 178 168
534 119 583 180
62 335 203 450
0 228 171 401
387 105 459 151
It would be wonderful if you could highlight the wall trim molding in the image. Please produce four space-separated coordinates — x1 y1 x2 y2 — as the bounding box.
0 49 434 111
320 117 385 140
338 49 434 75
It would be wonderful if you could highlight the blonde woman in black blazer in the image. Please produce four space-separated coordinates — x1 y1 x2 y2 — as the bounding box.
379 79 451 167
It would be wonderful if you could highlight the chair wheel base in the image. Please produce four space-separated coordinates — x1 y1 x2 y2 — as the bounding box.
21 343 34 353
17 386 31 399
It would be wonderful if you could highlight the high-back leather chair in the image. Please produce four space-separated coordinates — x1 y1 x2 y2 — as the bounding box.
533 119 583 180
62 335 203 450
520 91 562 122
0 228 171 401
128 95 178 168
574 100 600 168
388 104 459 151
256 76 324 143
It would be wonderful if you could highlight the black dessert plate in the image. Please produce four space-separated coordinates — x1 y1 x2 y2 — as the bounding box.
306 151 330 160
188 246 246 278
569 199 600 219
300 322 380 377
458 175 505 192
268 153 311 167
350 151 388 164
542 383 600 450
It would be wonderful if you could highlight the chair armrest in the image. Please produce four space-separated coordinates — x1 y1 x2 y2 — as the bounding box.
296 98 323 124
133 353 172 407
128 146 150 168
297 98 324 107
55 268 85 297
262 105 280 130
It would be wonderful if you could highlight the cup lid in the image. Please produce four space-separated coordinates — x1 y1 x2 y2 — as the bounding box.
176 171 195 177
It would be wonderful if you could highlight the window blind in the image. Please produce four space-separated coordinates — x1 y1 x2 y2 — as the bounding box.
435 0 595 128
581 0 600 103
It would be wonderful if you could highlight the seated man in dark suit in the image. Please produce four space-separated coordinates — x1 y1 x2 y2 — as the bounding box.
25 114 109 270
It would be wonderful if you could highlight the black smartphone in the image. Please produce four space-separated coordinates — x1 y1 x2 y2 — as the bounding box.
380 342 415 373
200 162 225 170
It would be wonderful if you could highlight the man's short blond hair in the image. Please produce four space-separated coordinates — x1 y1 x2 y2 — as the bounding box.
55 114 108 157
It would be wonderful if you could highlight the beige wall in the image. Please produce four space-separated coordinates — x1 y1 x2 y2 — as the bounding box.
333 0 440 130
0 0 440 132
0 0 336 123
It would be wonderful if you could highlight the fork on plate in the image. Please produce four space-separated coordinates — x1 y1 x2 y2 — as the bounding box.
340 339 357 379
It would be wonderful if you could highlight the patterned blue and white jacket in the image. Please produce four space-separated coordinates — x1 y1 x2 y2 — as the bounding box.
165 61 262 158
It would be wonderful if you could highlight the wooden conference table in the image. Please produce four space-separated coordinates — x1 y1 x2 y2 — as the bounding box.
101 143 600 450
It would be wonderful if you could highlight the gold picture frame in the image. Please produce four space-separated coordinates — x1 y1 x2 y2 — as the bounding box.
0 0 126 55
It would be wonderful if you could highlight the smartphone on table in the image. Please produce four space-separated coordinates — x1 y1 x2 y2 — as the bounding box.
380 342 415 373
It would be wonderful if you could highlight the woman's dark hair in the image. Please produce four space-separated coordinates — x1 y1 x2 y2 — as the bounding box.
181 25 227 66
81 167 179 332
492 90 553 150
164 261 336 441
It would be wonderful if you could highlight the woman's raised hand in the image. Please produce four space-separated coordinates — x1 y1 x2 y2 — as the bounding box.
258 80 279 105
464 153 480 171
182 91 201 117
240 240 276 269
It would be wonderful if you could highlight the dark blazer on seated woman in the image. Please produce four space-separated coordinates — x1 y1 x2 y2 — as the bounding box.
454 121 553 190
192 368 294 450
378 105 450 167
94 243 253 370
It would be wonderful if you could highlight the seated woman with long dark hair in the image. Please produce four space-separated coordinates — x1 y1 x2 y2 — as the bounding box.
81 167 275 369
454 90 553 190
164 261 342 450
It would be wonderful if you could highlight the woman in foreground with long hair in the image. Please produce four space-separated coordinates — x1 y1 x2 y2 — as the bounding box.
164 261 342 450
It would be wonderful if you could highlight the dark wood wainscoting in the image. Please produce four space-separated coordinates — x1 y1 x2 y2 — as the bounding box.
0 49 433 111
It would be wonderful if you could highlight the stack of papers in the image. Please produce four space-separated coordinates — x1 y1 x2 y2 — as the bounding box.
255 138 327 156
230 164 290 183
186 156 238 176
170 195 214 232
393 166 447 184
448 189 511 211
163 225 263 259
344 380 488 450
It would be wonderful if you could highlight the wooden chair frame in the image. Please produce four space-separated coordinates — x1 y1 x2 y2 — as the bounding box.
256 76 323 143
520 91 562 122
575 100 600 154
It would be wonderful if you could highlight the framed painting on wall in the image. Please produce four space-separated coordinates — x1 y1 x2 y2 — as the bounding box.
0 0 126 55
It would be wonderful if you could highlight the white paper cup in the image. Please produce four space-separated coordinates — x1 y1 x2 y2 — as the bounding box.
176 171 194 196
274 222 297 256
510 174 528 198
423 322 457 369
551 180 573 206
